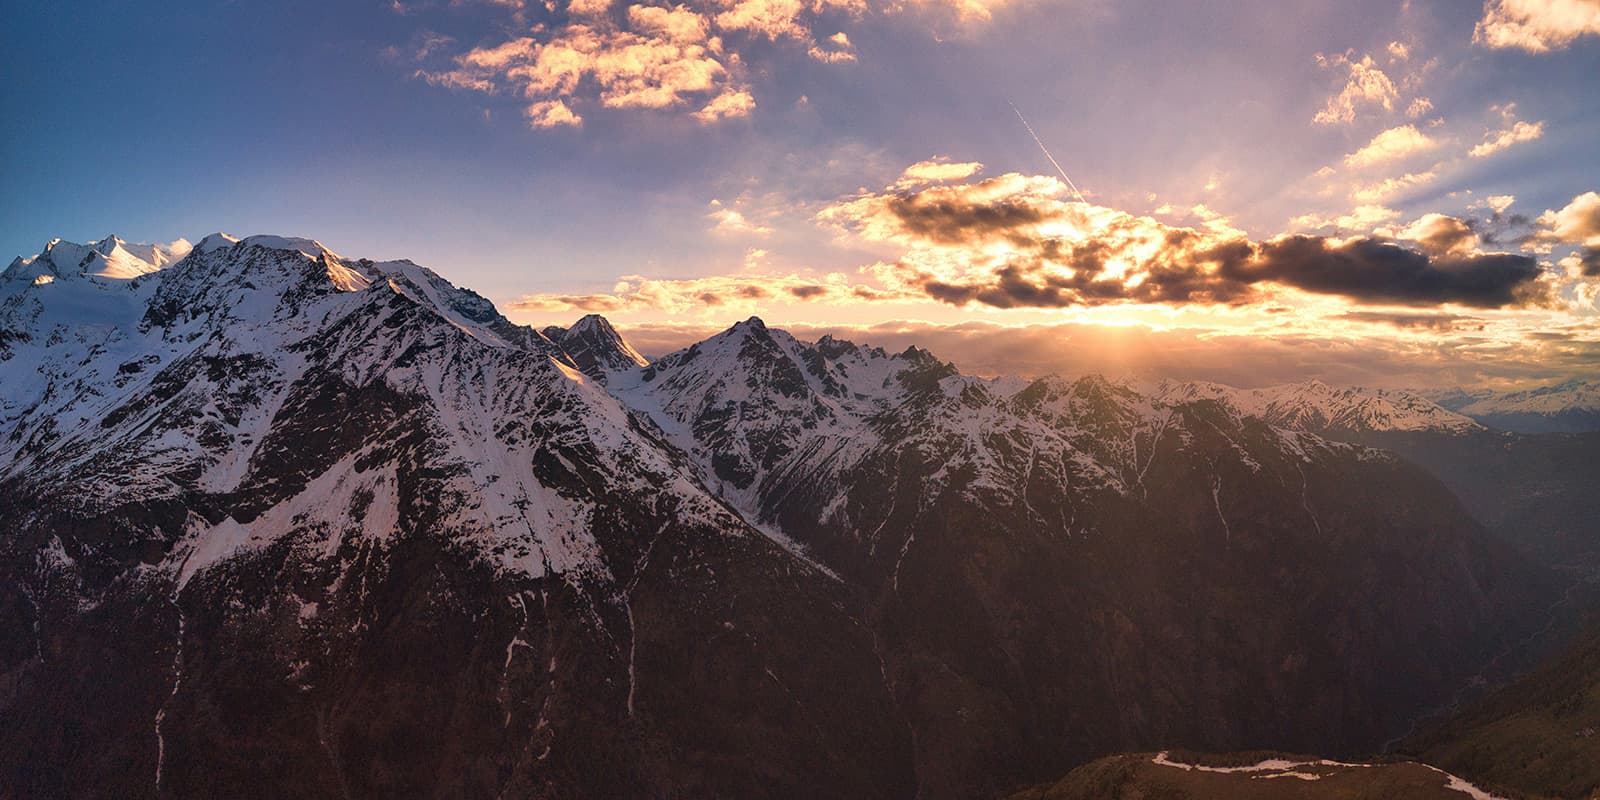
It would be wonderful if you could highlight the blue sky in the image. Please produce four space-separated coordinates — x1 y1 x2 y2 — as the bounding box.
5 0 1599 386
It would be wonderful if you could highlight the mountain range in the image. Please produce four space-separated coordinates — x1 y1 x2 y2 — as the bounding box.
0 234 1582 798
1431 382 1600 434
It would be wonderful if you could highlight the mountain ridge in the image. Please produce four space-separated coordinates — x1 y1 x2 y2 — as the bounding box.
0 233 1557 799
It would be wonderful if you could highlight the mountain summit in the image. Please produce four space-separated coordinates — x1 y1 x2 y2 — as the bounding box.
543 313 648 378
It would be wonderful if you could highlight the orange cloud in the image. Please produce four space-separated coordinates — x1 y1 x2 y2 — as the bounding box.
407 0 1013 126
1475 0 1600 52
1313 52 1399 125
1540 191 1600 247
818 166 1551 309
1470 119 1546 158
1343 125 1436 168
508 272 913 314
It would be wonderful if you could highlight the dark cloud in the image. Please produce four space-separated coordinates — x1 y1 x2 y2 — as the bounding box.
1244 236 1548 308
1580 247 1600 277
1402 214 1476 256
1471 213 1535 247
907 235 1545 311
1336 311 1483 331
788 285 828 299
885 188 1051 246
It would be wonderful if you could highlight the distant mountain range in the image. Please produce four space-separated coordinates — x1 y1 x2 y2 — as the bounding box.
0 234 1582 798
1431 381 1600 434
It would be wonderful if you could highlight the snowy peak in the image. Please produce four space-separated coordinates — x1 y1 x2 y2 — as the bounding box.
556 314 648 378
197 232 240 252
194 232 339 261
7 235 186 283
239 234 339 260
135 236 544 354
1261 381 1479 433
1152 379 1481 434
91 234 192 270
1433 379 1600 432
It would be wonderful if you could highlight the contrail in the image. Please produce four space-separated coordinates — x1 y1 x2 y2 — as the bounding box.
1008 100 1088 204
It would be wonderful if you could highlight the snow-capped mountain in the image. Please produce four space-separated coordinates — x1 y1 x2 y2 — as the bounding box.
0 235 1552 800
1432 380 1600 433
1153 379 1482 434
542 314 648 379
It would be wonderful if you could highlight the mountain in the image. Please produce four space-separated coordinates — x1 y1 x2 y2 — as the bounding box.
0 235 909 799
0 234 1557 799
1336 427 1600 580
4 234 189 284
597 323 1548 796
541 313 648 379
1433 381 1600 434
1400 620 1600 800
1154 379 1482 436
1154 380 1600 580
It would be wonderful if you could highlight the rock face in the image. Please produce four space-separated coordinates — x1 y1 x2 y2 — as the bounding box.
0 235 1553 799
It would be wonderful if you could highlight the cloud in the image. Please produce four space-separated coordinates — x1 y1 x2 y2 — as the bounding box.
818 167 1551 310
1539 191 1600 246
408 0 872 127
1576 248 1600 276
693 87 757 122
1344 124 1436 168
508 271 911 314
808 31 856 62
526 98 582 127
1469 119 1546 157
1292 205 1401 232
1485 195 1517 214
1396 213 1479 256
1474 0 1600 53
403 0 1019 126
712 0 861 43
1247 236 1546 308
1313 52 1399 125
894 157 985 189
706 199 773 235
415 22 736 125
1336 310 1483 331
1349 168 1439 204
889 0 1012 24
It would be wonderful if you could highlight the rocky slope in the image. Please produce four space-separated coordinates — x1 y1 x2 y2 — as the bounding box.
0 234 1556 799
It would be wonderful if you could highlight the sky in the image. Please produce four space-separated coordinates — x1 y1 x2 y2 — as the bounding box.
4 0 1599 388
